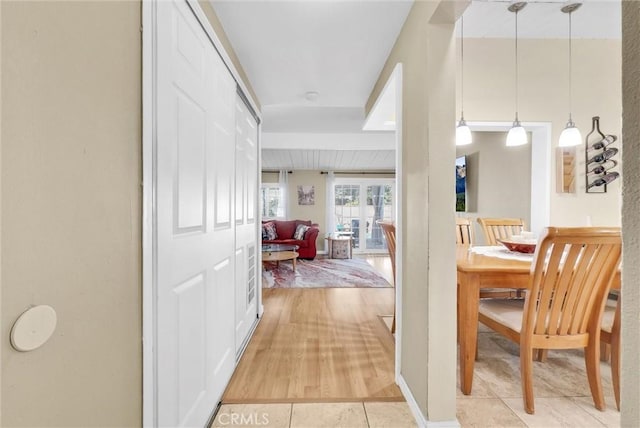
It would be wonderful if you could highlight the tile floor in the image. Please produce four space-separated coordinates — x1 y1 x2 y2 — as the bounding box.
456 324 620 428
211 402 417 428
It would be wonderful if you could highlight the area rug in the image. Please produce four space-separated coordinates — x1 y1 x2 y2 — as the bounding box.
262 258 392 288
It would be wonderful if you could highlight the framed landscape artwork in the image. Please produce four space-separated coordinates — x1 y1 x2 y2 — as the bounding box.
297 185 315 205
456 156 467 212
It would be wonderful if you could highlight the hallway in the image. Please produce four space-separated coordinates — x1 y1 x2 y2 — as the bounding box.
222 287 399 403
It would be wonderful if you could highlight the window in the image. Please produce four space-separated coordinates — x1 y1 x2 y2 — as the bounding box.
260 184 285 219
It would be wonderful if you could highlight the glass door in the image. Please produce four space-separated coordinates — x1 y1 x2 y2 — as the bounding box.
333 179 394 252
365 184 393 250
334 183 360 247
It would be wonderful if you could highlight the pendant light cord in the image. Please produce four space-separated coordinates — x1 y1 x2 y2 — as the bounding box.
514 10 519 122
568 11 573 122
460 16 465 121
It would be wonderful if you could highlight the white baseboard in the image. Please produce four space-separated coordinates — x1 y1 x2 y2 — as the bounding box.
397 375 460 428
426 419 461 427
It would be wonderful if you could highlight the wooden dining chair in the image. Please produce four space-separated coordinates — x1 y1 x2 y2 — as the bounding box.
456 217 474 245
462 217 523 299
477 217 526 245
477 227 622 414
377 220 396 334
600 295 621 410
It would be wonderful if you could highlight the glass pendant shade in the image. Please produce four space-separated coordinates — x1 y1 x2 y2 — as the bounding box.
560 4 582 148
506 120 528 147
506 2 528 147
456 119 472 146
559 120 582 147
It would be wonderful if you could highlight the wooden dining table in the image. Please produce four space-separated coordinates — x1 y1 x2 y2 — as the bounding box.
456 245 620 395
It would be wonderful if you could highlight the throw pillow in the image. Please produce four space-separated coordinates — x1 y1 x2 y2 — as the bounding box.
293 224 310 240
263 222 277 240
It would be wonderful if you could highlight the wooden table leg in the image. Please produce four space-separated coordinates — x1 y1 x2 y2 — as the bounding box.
292 257 296 272
458 271 480 395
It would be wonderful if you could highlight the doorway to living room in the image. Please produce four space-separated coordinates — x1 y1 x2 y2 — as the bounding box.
220 61 404 409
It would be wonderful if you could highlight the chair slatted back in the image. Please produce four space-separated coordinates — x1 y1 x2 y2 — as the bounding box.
477 217 526 245
377 221 396 284
456 217 474 245
523 227 621 339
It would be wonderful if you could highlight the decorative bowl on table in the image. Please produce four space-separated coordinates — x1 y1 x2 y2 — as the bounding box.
496 238 537 254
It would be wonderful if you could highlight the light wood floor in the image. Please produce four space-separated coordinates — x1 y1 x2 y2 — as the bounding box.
222 283 401 403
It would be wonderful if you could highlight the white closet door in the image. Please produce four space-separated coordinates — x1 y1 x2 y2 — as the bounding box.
234 96 259 353
156 1 236 425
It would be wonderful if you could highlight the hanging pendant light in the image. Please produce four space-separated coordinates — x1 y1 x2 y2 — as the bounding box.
456 15 472 146
559 3 582 147
506 2 528 147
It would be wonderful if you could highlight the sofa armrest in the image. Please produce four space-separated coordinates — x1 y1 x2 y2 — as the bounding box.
305 226 320 243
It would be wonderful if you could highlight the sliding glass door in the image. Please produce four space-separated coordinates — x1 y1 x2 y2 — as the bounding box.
333 178 395 252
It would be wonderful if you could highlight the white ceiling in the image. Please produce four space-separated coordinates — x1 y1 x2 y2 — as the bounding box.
462 1 621 40
210 0 413 135
212 0 620 171
262 149 396 171
260 106 366 133
211 0 413 108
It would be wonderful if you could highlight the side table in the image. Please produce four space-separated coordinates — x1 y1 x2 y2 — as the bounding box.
326 236 353 259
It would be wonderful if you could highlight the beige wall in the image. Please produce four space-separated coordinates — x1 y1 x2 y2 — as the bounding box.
621 2 640 426
288 171 326 251
461 38 622 227
0 1 260 426
262 171 326 251
262 170 395 252
457 131 532 244
262 171 279 183
367 1 458 422
1 1 142 425
0 2 3 421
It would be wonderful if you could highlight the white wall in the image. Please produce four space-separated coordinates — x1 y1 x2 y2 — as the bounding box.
461 38 622 227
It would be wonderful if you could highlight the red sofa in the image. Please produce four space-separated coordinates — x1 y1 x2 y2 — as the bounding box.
262 219 319 260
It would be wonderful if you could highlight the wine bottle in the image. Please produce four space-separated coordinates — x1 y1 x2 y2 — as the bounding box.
588 159 618 175
588 171 620 189
590 135 617 150
587 147 618 164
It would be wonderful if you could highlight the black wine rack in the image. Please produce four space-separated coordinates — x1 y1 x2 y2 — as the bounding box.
585 116 619 193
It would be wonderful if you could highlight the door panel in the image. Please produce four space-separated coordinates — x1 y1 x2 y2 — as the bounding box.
175 274 206 419
234 97 259 354
175 95 206 232
156 1 237 426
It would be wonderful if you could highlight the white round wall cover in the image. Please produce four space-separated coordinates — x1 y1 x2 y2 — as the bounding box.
10 305 57 352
